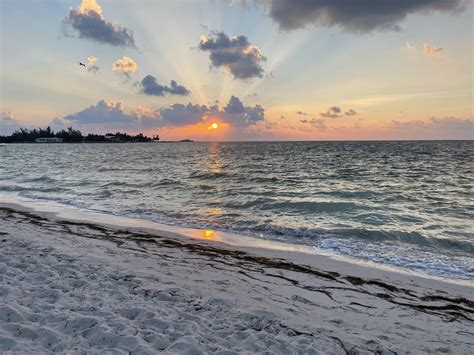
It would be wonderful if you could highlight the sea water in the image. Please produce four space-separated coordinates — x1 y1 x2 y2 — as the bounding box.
0 141 472 279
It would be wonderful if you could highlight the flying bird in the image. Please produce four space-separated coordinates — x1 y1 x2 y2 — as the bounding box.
78 62 86 67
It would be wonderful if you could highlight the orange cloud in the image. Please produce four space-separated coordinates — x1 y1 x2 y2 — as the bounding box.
423 42 442 56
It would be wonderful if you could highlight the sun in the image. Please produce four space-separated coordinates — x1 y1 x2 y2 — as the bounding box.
208 122 219 130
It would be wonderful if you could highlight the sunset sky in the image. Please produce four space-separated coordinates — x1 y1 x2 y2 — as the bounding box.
1 0 472 140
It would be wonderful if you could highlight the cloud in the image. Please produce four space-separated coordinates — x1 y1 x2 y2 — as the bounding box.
403 41 416 52
300 118 327 129
402 41 444 57
138 75 190 96
157 104 209 127
423 42 443 56
345 108 357 116
63 100 138 129
428 116 473 129
389 116 473 139
0 112 14 121
296 111 307 116
198 32 266 79
155 95 265 128
112 56 137 80
63 0 135 47
87 55 100 74
0 112 24 135
59 96 264 131
205 95 265 127
320 106 341 118
263 0 466 33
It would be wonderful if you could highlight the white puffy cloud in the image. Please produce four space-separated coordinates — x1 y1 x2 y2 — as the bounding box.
63 0 136 47
87 55 100 73
112 56 137 80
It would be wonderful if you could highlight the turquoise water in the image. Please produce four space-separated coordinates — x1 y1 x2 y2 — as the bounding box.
0 141 472 279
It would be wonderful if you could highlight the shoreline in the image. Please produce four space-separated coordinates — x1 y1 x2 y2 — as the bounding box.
1 195 472 287
0 202 473 353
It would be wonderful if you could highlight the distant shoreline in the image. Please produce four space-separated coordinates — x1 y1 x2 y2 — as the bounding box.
0 140 193 144
1 139 472 144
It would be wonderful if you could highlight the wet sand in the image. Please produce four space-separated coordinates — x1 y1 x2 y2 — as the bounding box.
0 205 473 354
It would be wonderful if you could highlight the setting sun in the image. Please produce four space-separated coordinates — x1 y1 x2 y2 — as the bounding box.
209 122 219 130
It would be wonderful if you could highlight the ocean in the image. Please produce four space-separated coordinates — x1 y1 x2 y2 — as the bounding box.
1 141 472 280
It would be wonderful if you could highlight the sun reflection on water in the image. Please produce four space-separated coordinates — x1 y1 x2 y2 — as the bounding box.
201 229 215 240
208 143 223 174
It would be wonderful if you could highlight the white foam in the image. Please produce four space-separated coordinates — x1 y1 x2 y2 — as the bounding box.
1 193 472 286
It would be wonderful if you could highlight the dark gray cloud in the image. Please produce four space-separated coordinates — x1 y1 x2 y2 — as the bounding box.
144 96 266 128
60 96 265 131
63 100 137 129
224 95 246 113
345 109 357 116
296 111 307 116
320 106 341 119
139 75 190 96
214 95 265 126
198 32 266 80
245 105 265 124
60 101 161 130
145 96 265 128
63 0 135 47
264 0 467 32
158 104 208 126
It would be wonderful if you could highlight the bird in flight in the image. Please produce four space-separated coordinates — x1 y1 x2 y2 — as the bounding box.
78 62 86 67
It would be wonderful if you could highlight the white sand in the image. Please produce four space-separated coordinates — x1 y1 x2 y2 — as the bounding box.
0 204 473 354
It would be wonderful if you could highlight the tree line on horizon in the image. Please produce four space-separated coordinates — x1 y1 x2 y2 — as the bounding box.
0 127 159 143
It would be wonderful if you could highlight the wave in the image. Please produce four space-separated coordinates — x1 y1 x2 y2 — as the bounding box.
249 224 474 255
1 190 472 279
20 175 57 184
0 184 68 194
188 171 230 180
266 201 369 213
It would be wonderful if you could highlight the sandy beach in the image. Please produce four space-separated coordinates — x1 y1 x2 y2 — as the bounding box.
0 203 472 354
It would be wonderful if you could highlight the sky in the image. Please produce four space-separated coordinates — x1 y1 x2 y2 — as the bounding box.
0 0 473 140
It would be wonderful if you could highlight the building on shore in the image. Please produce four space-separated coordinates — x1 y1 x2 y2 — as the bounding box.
35 137 63 143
